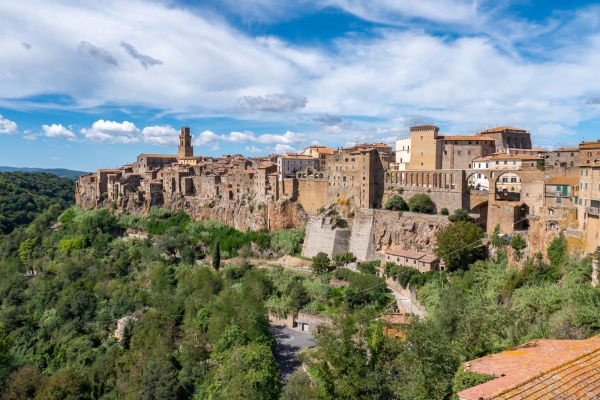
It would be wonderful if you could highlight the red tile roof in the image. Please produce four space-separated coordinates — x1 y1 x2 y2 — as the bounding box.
458 336 600 400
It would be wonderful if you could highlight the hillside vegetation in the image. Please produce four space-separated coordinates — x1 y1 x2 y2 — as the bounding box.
0 172 74 234
1 204 599 399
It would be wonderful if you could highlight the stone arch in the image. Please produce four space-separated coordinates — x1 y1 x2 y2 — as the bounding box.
465 171 490 191
494 171 521 201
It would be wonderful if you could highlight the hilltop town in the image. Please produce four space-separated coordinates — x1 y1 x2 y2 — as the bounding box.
76 125 600 264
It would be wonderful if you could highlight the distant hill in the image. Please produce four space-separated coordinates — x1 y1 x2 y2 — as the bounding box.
0 166 89 178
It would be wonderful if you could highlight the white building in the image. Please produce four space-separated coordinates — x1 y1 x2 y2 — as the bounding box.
277 154 318 182
395 137 411 170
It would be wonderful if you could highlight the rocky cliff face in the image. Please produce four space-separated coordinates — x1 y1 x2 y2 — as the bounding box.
371 210 451 254
112 192 309 231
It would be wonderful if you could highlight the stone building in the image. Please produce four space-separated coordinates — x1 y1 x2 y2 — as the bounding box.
395 136 411 170
383 249 441 272
544 176 579 207
302 145 336 171
578 140 600 166
476 126 532 151
545 147 579 169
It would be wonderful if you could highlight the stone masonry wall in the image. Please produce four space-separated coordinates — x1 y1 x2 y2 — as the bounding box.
301 216 351 258
349 209 376 261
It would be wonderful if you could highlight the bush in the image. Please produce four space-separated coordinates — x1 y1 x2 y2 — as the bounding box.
510 235 527 252
270 229 305 255
452 366 494 395
448 208 472 223
408 193 434 213
357 260 379 274
385 195 408 211
440 208 449 216
332 216 348 228
312 252 331 274
548 234 567 267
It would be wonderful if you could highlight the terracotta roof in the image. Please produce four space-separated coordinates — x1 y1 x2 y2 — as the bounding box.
439 135 495 141
477 126 528 134
580 141 600 149
385 249 438 263
258 162 275 169
382 314 411 325
419 254 439 263
545 177 579 186
458 336 600 400
553 147 579 153
138 154 178 158
478 154 542 162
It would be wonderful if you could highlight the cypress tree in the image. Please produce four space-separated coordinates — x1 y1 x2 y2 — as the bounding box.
212 242 221 270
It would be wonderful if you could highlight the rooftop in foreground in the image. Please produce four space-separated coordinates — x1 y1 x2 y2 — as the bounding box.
459 335 600 400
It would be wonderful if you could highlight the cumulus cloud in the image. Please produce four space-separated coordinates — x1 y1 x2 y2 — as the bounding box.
235 93 308 112
194 130 221 146
0 115 18 134
119 42 163 69
225 131 256 143
268 144 299 154
141 125 178 146
21 42 31 50
245 145 263 153
23 134 38 140
257 131 306 144
42 123 77 140
81 120 140 143
77 41 118 66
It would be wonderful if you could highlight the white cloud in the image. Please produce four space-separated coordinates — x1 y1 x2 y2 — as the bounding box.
50 157 59 160
194 130 221 146
226 131 256 143
42 123 77 140
268 144 300 154
81 120 140 144
141 125 178 146
2 1 600 148
256 131 306 144
23 134 38 140
120 41 163 69
245 145 263 153
0 115 18 134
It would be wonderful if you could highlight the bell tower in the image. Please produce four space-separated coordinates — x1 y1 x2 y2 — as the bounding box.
178 126 193 158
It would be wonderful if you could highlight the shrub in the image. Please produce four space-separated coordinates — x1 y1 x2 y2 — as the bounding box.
384 195 408 211
312 252 331 274
448 208 472 223
440 208 449 216
270 229 305 255
510 235 527 252
548 234 567 267
452 366 494 395
248 205 254 214
408 193 434 213
333 216 348 228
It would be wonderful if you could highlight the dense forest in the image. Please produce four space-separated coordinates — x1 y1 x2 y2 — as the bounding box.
0 172 74 235
1 181 600 398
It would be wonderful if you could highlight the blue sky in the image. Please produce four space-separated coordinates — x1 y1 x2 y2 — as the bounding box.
2 0 600 171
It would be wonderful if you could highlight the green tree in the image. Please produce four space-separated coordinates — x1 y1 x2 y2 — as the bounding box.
408 193 434 213
547 234 567 267
213 241 221 271
280 369 320 400
385 195 408 211
312 252 331 274
452 366 494 396
510 235 527 259
434 221 485 272
18 237 39 263
208 343 280 400
448 208 472 223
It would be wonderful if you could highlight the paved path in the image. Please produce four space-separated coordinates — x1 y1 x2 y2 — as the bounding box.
270 324 315 381
388 288 426 317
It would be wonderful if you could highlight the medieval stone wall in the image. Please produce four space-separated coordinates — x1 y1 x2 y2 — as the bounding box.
301 217 351 258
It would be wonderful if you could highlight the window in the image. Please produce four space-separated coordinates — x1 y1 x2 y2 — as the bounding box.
362 166 366 170
526 193 529 198
502 177 508 183
571 152 574 157
531 163 534 167
575 198 578 205
458 151 461 155
511 178 517 183
504 161 508 165
468 151 471 155
557 152 561 157
444 151 447 155
421 136 423 139
585 183 588 189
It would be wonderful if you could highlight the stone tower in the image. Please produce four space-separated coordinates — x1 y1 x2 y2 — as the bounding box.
178 127 193 158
